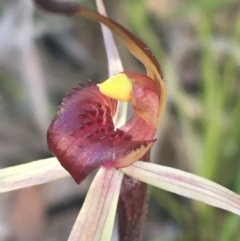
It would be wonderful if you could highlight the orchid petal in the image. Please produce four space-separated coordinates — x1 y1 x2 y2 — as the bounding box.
68 167 123 241
122 161 240 216
96 0 123 76
33 0 79 14
0 157 69 193
124 72 159 127
96 0 128 128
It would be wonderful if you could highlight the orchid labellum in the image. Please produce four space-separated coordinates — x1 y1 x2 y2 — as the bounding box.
47 71 163 183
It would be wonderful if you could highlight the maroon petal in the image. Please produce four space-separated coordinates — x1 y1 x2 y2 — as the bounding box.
47 84 154 184
124 72 159 128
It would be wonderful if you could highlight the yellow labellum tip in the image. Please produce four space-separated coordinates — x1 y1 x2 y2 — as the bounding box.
97 73 132 101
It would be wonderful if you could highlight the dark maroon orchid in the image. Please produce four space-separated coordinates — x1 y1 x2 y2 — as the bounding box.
41 2 166 240
1 2 240 241
47 71 161 184
43 2 167 185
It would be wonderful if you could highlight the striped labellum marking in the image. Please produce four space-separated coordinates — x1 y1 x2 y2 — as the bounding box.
47 81 155 184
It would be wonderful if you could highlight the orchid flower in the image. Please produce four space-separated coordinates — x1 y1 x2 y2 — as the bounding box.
1 1 240 241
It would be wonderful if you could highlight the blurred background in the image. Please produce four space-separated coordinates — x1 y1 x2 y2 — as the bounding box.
0 0 240 240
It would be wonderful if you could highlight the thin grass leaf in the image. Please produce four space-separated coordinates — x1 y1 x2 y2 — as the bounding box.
0 157 69 193
68 167 123 241
122 161 240 216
